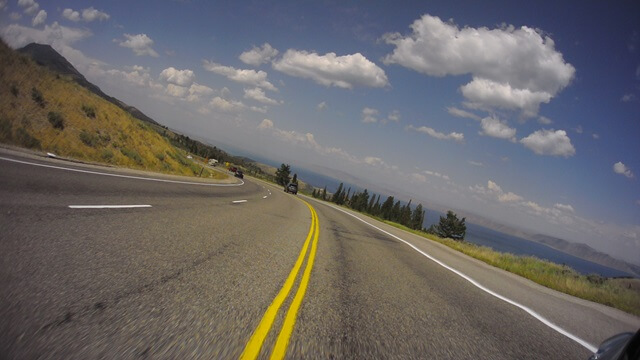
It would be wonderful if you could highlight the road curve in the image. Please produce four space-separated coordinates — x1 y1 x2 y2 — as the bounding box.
1 148 638 359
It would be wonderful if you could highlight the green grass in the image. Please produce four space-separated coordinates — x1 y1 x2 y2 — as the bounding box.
376 219 640 316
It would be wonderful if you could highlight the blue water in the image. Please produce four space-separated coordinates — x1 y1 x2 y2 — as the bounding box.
424 211 633 278
463 223 634 277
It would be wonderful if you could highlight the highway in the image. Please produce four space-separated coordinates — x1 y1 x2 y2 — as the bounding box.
1 148 638 359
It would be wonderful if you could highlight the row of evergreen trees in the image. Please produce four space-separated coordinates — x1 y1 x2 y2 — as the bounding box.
312 183 426 231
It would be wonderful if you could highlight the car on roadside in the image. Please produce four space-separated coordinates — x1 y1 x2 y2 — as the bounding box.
284 182 298 194
234 170 244 179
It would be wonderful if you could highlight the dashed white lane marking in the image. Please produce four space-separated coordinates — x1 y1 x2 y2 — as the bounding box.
232 200 248 204
319 201 599 353
69 205 152 209
0 156 244 186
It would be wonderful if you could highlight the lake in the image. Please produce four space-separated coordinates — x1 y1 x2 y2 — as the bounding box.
456 221 632 278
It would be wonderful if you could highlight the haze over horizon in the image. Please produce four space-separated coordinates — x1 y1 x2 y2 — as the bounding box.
1 0 638 265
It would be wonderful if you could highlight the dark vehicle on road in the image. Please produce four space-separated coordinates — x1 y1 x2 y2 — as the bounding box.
234 170 244 179
284 182 298 194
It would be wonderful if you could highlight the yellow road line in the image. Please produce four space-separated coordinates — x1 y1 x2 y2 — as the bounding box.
270 204 320 359
240 200 318 360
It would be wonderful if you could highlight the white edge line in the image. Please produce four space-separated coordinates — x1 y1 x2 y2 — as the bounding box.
69 205 152 209
0 156 244 187
232 200 248 204
318 201 598 353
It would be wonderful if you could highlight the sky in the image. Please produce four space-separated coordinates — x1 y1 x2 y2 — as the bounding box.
1 0 639 265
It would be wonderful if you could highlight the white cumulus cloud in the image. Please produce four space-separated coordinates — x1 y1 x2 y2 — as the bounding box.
613 162 634 178
387 110 401 123
258 119 274 129
273 49 389 89
448 107 481 120
31 9 46 26
555 203 575 213
364 156 386 167
209 97 245 112
461 77 552 116
81 7 110 22
407 125 464 143
62 8 80 22
538 116 553 125
18 0 38 15
166 84 188 98
203 61 277 91
118 33 159 57
186 83 214 102
520 129 575 157
244 87 280 105
240 43 279 66
479 116 516 142
159 67 195 86
362 107 379 123
383 14 575 116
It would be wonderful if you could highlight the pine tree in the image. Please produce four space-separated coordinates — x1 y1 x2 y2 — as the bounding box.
380 196 394 220
391 200 401 222
355 189 369 211
372 194 381 216
312 189 317 198
400 199 412 227
321 186 327 200
292 173 298 184
331 183 344 203
343 187 351 205
411 204 425 230
275 164 291 186
433 211 466 241
367 193 377 213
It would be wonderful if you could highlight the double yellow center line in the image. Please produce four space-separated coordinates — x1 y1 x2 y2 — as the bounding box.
240 200 320 360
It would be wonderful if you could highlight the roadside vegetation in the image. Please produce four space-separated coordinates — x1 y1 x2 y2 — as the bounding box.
310 184 640 316
0 40 224 179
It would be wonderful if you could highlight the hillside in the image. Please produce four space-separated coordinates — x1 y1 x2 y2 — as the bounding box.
17 43 159 126
0 39 224 179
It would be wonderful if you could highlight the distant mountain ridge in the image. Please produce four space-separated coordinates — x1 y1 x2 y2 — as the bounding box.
528 234 640 277
17 43 159 126
461 213 640 277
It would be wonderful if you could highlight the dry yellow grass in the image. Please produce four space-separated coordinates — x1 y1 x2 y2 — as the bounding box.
0 41 225 180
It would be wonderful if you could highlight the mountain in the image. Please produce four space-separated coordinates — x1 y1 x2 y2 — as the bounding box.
460 211 640 277
528 234 640 277
17 43 159 126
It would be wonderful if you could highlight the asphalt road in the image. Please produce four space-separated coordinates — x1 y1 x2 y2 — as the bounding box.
1 148 638 359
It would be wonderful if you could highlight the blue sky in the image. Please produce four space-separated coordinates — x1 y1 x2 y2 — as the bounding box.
1 0 639 264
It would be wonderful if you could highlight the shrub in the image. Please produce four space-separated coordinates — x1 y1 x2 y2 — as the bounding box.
0 117 13 141
82 104 96 118
47 111 65 130
79 131 99 147
99 132 111 143
16 127 41 149
155 152 165 161
10 85 19 97
120 148 143 165
101 149 114 160
31 87 45 107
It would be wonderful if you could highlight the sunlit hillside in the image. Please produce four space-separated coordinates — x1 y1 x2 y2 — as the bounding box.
0 40 225 180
